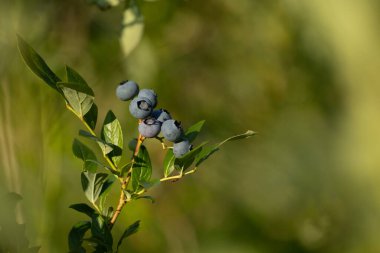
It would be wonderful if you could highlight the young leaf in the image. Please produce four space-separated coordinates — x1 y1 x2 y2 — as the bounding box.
131 145 152 192
72 139 98 172
69 203 96 218
163 149 176 177
68 221 91 253
17 35 61 93
58 82 94 118
195 130 256 166
184 120 205 143
81 172 109 204
116 220 140 252
101 111 123 166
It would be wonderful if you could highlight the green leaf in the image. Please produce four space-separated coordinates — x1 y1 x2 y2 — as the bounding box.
72 139 98 172
101 111 123 166
116 220 140 252
79 130 114 155
185 120 205 143
81 171 109 204
175 142 207 170
163 149 176 177
131 145 152 192
17 35 61 92
195 130 256 167
58 82 94 118
84 103 98 130
69 203 96 218
68 221 91 253
133 195 155 203
98 177 115 212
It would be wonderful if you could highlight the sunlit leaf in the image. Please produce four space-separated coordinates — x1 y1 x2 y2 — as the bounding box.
163 149 175 177
101 111 123 166
81 171 109 203
131 145 152 192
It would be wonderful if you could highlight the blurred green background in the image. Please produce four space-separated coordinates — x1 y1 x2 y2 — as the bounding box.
1 0 380 252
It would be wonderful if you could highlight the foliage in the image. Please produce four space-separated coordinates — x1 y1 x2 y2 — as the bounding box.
17 36 254 252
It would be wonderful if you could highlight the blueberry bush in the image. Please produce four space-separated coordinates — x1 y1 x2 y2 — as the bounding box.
17 36 254 252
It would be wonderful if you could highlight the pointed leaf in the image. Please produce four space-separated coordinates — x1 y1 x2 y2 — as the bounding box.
17 35 61 92
81 172 109 203
184 120 205 143
79 130 114 155
131 145 152 192
101 111 123 166
69 203 96 218
174 142 207 170
58 82 94 118
68 221 91 253
195 130 256 166
116 220 140 252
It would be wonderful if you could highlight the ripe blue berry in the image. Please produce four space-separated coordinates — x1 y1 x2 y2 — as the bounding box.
173 139 192 158
161 119 183 142
152 109 171 123
116 80 139 101
138 89 157 108
138 118 162 138
129 97 153 119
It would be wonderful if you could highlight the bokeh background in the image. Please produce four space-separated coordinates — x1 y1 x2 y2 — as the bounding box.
1 0 380 252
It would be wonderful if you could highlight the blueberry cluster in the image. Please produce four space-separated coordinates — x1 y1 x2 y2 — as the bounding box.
116 80 193 158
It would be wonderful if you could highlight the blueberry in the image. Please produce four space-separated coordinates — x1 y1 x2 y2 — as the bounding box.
129 97 153 119
152 109 171 123
173 139 192 158
138 118 162 138
138 89 157 108
161 119 183 142
116 80 139 101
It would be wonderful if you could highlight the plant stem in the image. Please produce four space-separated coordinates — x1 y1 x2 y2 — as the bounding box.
159 168 197 182
109 132 144 228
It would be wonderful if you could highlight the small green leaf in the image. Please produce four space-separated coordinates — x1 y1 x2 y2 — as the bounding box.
68 221 91 253
72 139 98 172
116 220 140 252
131 146 152 192
81 172 109 204
101 111 123 166
58 82 94 117
84 103 98 130
69 203 96 218
185 120 205 143
163 149 176 177
17 35 61 92
195 130 256 166
79 130 114 155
